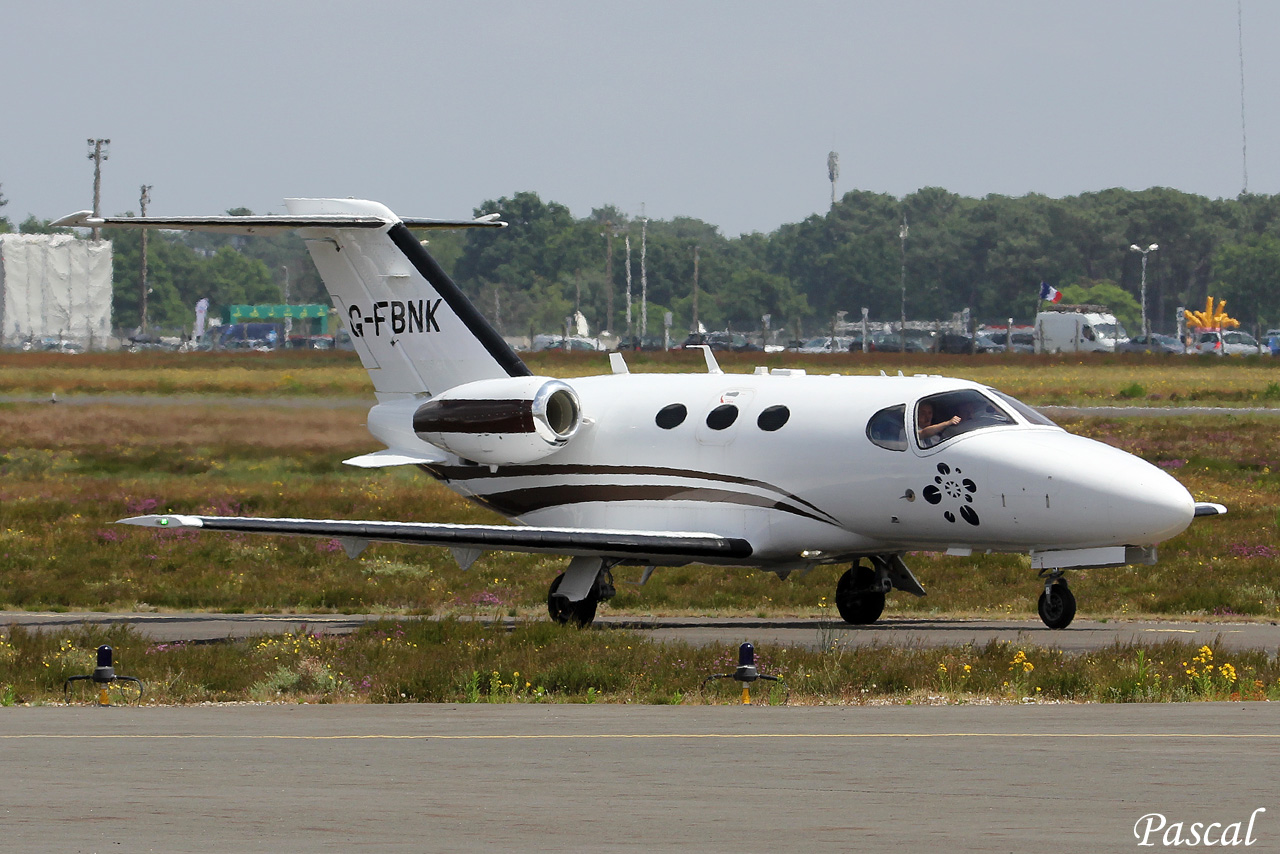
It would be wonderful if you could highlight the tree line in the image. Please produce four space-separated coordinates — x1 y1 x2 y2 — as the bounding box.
5 183 1280 337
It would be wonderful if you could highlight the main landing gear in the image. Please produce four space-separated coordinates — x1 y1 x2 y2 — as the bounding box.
833 555 927 625
547 556 616 627
835 563 887 624
1037 571 1076 629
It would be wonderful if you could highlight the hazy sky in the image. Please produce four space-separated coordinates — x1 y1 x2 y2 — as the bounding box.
3 2 1277 235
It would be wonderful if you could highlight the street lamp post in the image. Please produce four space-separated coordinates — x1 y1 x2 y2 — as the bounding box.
1129 242 1159 340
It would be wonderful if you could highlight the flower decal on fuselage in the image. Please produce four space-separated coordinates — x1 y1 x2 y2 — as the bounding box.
922 462 979 526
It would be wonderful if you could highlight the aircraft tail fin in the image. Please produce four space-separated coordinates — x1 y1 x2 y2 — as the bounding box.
55 198 529 400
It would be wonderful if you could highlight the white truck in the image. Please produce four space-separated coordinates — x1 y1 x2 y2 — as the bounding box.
1034 305 1128 353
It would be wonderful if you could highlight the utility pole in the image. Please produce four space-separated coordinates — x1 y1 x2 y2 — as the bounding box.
602 223 615 335
691 245 700 333
640 205 648 339
827 151 839 208
281 265 292 341
625 235 633 340
139 185 152 332
86 138 110 241
899 213 909 352
1130 242 1159 340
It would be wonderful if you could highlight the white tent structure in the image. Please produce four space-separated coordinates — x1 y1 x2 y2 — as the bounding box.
0 234 112 350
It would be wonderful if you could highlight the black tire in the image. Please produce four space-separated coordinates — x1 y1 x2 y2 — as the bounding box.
835 564 886 625
1037 582 1076 629
547 572 599 626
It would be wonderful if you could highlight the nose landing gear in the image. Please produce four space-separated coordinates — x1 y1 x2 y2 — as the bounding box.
1037 572 1076 629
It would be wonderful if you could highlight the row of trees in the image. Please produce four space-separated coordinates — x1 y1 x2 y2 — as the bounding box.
5 184 1280 337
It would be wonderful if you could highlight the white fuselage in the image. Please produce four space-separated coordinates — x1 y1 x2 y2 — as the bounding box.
405 371 1195 567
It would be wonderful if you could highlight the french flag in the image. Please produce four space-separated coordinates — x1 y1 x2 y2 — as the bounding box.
1039 281 1062 303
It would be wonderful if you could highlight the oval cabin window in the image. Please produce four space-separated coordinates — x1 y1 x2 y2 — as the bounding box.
705 404 739 430
866 404 907 451
655 403 688 429
756 405 790 432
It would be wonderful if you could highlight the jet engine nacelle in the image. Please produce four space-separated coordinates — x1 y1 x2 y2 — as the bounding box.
412 376 582 465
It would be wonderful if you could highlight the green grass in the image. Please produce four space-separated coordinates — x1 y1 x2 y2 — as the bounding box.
1 620 1274 706
6 349 1280 407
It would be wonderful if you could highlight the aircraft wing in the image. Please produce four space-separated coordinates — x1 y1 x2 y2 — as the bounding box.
118 514 753 562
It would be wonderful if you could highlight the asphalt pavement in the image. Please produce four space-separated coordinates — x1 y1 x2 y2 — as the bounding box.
1 703 1276 852
3 611 1278 653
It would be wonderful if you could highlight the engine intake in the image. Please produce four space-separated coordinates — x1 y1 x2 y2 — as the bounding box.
413 377 581 465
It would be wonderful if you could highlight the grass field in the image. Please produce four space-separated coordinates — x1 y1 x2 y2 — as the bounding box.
1 350 1277 705
0 369 1274 622
5 348 1280 406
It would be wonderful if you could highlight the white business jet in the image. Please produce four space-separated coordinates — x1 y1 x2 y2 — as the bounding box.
54 199 1225 629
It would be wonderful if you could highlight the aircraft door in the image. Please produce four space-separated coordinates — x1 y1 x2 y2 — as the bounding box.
693 388 754 535
695 388 755 447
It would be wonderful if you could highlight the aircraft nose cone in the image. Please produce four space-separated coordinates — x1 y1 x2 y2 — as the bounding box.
978 430 1195 548
1099 450 1195 543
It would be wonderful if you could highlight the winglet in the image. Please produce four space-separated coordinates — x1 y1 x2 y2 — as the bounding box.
688 344 723 374
50 211 96 228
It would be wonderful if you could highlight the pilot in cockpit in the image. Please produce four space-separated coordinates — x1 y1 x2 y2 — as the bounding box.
916 400 960 446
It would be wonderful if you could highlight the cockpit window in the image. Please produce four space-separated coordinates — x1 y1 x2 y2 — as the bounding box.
867 404 907 451
989 389 1058 427
915 390 1015 447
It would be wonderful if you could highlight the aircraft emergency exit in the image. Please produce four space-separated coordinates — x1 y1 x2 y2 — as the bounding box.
54 199 1226 629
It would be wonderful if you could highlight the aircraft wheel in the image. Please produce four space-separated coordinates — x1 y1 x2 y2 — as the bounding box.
835 563 885 625
547 572 599 626
1037 581 1076 629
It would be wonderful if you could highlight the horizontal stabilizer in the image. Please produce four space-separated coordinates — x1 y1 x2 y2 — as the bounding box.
1193 502 1228 517
118 515 754 561
50 211 506 235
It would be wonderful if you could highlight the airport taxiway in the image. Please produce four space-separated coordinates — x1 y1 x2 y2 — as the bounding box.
1 702 1276 852
2 611 1278 653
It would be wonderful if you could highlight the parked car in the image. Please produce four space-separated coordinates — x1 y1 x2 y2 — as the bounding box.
791 336 850 353
533 334 603 352
935 332 1004 354
1116 333 1184 354
1194 330 1261 355
681 332 761 352
869 331 930 353
616 334 666 351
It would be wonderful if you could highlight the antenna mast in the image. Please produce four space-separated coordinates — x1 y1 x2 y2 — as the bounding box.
1238 0 1249 194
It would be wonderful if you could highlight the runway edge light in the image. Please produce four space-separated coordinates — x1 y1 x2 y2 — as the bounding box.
702 643 785 705
64 645 144 706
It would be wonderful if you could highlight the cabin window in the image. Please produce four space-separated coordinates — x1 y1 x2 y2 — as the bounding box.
915 390 1015 447
655 403 687 429
756 405 790 432
706 404 739 430
866 404 907 451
